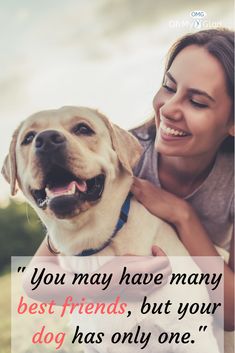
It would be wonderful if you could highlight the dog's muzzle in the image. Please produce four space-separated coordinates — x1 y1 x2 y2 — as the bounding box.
30 130 106 218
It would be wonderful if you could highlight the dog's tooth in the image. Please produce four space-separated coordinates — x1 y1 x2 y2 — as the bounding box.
39 197 49 207
71 182 76 194
45 187 52 198
45 182 77 198
75 180 87 193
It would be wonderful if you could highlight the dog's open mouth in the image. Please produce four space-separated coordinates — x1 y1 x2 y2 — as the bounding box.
31 165 105 212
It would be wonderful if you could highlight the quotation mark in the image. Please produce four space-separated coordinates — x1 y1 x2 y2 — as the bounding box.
191 326 208 344
199 325 207 332
17 267 26 273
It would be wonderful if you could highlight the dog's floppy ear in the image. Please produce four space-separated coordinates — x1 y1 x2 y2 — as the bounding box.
1 125 21 196
98 112 143 175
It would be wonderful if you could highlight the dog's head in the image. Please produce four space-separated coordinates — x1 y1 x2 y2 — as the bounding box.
2 107 142 221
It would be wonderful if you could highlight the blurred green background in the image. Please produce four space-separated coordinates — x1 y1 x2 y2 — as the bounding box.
0 200 44 275
0 201 44 353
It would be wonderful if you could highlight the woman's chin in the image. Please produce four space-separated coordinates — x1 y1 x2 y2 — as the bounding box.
154 137 185 157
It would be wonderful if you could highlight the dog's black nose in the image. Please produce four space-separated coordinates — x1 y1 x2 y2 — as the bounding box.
35 130 66 153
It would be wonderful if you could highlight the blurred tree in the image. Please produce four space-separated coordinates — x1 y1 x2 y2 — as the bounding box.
0 200 45 274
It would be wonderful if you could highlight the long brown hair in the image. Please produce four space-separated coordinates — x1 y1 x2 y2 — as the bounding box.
133 29 234 153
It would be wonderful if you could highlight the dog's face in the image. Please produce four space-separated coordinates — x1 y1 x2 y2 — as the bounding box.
2 106 142 221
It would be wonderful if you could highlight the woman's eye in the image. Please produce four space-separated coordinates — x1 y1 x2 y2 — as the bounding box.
73 123 94 136
190 100 208 109
22 131 36 145
162 84 176 93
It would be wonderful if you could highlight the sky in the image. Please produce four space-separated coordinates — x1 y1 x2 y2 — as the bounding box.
0 0 234 202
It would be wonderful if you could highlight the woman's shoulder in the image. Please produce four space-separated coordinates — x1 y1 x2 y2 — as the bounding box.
216 151 234 180
197 151 234 198
196 151 234 218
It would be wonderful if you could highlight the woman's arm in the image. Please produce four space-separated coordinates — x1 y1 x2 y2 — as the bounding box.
175 207 234 331
228 233 234 272
24 238 74 304
132 177 234 331
26 236 172 304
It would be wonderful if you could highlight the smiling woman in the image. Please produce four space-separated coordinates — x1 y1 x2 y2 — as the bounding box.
154 45 233 159
131 28 234 331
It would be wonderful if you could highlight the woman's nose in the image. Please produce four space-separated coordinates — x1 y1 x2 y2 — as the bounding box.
160 95 183 121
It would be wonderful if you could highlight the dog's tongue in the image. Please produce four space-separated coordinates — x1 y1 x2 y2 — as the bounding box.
46 180 87 198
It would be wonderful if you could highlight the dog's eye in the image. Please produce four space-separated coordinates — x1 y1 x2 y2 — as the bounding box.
73 123 94 136
22 131 36 145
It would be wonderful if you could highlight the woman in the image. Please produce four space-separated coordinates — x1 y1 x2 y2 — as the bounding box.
28 29 234 342
131 28 234 331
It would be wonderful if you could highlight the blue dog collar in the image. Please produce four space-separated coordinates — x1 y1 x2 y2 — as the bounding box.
77 193 132 256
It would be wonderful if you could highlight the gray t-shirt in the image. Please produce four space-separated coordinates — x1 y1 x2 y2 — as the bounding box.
133 133 234 251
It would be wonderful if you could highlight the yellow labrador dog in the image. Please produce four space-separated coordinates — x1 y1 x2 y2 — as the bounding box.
2 106 187 256
2 106 223 353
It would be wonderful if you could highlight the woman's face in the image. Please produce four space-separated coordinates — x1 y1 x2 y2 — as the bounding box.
153 45 234 159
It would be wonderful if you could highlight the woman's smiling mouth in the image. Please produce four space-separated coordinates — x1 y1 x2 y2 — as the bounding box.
159 121 191 140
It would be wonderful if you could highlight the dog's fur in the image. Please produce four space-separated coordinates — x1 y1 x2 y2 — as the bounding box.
2 106 189 256
3 106 224 353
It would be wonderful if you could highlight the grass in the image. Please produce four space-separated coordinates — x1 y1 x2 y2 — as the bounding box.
0 273 11 353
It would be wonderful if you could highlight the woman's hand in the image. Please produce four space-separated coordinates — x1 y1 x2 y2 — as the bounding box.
83 245 172 302
131 177 191 226
121 245 172 300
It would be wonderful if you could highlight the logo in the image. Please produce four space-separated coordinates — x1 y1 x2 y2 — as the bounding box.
168 10 222 29
190 11 207 19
